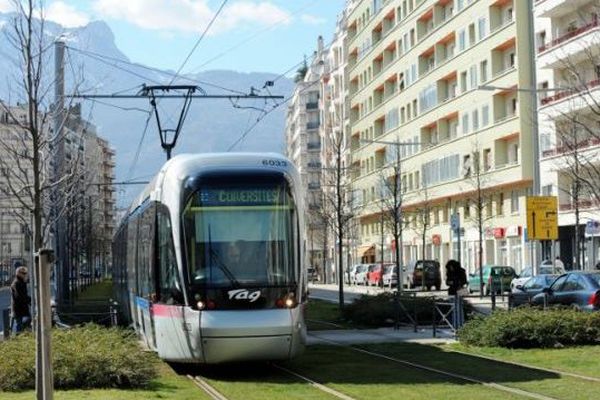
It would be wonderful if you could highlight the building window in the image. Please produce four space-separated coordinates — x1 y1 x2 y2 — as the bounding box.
472 109 479 131
511 190 519 213
481 105 489 127
462 113 469 135
480 60 488 83
458 29 466 51
478 17 487 40
497 193 504 216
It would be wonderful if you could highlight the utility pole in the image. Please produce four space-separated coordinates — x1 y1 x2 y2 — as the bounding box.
37 249 54 400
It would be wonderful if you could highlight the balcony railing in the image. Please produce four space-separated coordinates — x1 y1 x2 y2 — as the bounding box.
307 161 322 169
308 182 321 190
541 137 600 157
540 78 600 105
307 141 321 150
538 19 600 53
306 121 320 130
559 199 600 211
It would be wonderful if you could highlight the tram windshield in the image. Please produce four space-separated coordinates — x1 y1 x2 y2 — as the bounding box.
183 180 297 290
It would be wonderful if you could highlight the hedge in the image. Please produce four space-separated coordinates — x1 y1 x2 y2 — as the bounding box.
0 324 157 391
458 307 600 348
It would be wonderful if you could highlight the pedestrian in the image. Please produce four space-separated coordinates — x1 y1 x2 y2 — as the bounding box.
554 256 565 272
445 260 467 295
10 266 31 334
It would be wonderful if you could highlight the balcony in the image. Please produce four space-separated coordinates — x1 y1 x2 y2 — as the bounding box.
538 19 600 53
540 78 600 106
559 199 600 211
306 102 319 110
541 137 600 157
308 182 321 190
307 161 322 169
307 141 321 150
306 121 320 130
536 0 593 18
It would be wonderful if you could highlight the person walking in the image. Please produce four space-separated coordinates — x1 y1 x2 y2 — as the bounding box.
10 266 31 334
445 260 467 329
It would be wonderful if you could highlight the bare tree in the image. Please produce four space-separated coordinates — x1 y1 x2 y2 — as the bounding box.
321 129 353 309
377 140 406 292
408 183 433 291
460 144 497 294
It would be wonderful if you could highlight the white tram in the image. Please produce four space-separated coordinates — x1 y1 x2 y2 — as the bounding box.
113 153 307 363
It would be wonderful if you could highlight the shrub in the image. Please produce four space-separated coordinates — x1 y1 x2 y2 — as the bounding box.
342 292 437 327
458 307 600 348
0 324 158 391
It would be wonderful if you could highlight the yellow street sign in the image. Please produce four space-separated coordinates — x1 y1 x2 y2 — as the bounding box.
526 196 558 240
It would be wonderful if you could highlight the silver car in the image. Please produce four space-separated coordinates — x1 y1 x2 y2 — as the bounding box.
354 264 370 285
511 263 565 290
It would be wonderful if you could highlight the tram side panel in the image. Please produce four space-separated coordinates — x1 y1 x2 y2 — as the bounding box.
153 203 203 362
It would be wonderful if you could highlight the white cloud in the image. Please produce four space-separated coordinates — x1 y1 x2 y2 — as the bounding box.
46 1 90 27
300 14 326 25
92 0 291 35
0 0 14 13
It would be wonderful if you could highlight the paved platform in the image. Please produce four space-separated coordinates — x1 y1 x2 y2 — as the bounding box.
308 327 455 346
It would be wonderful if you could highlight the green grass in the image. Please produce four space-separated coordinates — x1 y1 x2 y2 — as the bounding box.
450 343 600 378
75 280 114 301
0 363 207 400
361 343 600 400
5 343 599 399
305 299 349 331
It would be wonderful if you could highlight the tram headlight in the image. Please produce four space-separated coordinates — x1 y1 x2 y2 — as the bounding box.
197 301 206 310
276 294 296 309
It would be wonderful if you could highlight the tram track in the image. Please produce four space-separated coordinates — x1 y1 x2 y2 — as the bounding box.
187 374 230 400
184 337 597 400
312 337 560 400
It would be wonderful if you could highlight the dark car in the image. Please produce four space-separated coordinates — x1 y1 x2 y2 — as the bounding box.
468 265 517 295
406 260 441 291
532 271 600 311
509 275 558 307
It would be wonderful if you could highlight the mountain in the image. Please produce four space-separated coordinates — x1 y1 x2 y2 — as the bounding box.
0 14 295 204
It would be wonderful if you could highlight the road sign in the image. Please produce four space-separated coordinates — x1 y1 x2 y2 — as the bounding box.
526 196 558 240
450 213 460 233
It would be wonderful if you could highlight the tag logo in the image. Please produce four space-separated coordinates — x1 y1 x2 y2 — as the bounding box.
228 289 261 302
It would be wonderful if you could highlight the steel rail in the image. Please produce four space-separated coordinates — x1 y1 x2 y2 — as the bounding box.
314 336 558 400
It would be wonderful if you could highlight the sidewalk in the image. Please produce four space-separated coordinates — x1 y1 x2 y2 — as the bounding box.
308 327 455 345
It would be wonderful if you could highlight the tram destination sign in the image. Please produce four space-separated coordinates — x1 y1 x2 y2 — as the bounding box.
526 196 558 240
199 187 286 207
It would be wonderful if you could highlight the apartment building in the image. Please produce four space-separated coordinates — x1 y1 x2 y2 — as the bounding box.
319 2 359 281
285 42 327 276
535 0 600 269
0 103 38 278
347 0 537 275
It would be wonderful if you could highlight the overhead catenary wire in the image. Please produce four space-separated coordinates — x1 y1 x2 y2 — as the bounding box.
168 0 229 85
190 0 320 73
66 46 246 95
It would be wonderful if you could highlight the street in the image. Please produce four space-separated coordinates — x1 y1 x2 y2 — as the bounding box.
308 282 507 314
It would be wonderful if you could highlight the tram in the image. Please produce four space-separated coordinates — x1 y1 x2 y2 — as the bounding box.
112 153 307 363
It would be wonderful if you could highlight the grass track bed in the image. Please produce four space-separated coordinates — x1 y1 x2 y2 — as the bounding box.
450 344 600 379
361 343 600 400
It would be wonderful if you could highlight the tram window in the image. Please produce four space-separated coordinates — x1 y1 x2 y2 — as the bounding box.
157 206 183 304
183 183 297 288
137 205 155 298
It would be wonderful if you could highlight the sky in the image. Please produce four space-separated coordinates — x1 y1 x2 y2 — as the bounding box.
0 0 346 74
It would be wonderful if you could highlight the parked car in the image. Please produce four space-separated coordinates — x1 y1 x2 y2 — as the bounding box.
367 264 384 286
468 265 517 295
509 275 558 307
406 260 441 291
511 264 566 290
346 264 364 285
0 270 10 285
532 271 600 311
382 264 402 287
307 266 319 282
355 264 371 285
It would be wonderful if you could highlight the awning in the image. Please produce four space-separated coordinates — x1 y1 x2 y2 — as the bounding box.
357 244 375 257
